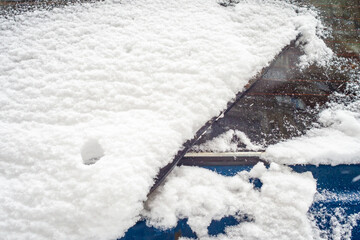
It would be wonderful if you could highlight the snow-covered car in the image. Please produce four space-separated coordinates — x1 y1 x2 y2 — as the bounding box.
0 0 359 239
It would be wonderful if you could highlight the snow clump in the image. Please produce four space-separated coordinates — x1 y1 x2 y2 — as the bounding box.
144 163 317 240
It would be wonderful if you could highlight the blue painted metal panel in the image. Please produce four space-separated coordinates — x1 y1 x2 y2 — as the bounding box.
120 165 360 240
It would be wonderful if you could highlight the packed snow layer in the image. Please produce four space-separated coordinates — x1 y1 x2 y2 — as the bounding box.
144 163 317 239
264 100 360 165
0 0 331 239
192 129 262 152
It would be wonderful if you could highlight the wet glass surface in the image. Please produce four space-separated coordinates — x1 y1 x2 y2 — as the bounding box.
304 0 360 55
190 0 360 149
191 45 352 147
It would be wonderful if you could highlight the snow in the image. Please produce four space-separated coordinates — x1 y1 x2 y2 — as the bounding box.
0 0 332 239
264 100 360 165
310 190 360 240
81 138 105 165
192 129 263 152
294 13 333 68
144 163 317 239
353 175 360 183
